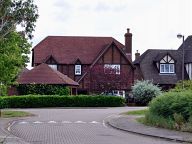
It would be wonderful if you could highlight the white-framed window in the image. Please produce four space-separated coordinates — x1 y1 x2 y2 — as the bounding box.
48 64 57 70
104 64 120 74
160 64 175 73
75 65 81 75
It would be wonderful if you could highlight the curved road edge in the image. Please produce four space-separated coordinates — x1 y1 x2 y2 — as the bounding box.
106 115 192 144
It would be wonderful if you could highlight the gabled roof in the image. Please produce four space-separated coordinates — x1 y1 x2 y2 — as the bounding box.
153 52 176 62
133 49 184 84
77 41 134 82
17 63 79 86
178 35 192 63
33 36 125 64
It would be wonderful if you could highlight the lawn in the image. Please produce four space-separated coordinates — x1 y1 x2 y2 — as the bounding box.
0 110 34 118
121 109 148 115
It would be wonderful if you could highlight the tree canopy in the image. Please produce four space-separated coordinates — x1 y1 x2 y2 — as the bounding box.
0 0 38 95
0 32 31 85
0 0 38 39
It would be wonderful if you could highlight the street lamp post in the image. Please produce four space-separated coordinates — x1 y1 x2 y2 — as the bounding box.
177 34 185 89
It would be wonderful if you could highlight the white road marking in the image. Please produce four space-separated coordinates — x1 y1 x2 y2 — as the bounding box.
90 121 100 124
48 121 57 123
74 121 86 123
19 121 28 124
33 121 43 124
62 121 72 123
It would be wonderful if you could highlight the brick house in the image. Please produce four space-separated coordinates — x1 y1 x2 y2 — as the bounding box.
31 29 135 95
133 35 192 90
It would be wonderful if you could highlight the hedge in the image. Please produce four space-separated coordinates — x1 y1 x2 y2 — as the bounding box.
16 84 70 95
0 95 125 108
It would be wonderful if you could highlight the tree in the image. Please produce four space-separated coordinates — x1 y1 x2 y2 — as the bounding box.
90 65 131 94
0 0 38 39
0 32 31 86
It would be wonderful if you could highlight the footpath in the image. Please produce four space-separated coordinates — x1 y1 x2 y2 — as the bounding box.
107 115 192 143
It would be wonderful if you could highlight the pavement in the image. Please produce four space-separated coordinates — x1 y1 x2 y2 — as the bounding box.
107 115 192 143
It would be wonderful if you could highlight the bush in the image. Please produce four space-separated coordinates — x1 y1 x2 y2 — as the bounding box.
144 90 192 132
0 95 125 108
16 84 70 95
0 84 7 96
172 80 192 92
149 91 192 121
132 80 162 105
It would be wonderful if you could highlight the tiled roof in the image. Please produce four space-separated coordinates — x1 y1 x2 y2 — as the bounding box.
133 49 185 84
178 35 192 63
17 63 79 86
33 36 125 65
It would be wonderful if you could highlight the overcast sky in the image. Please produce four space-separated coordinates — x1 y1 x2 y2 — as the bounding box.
29 0 192 68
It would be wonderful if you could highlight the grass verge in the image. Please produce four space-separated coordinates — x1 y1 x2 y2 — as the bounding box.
121 109 148 115
1 110 34 118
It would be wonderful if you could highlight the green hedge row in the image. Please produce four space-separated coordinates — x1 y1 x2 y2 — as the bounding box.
16 84 70 95
0 95 125 108
149 90 192 121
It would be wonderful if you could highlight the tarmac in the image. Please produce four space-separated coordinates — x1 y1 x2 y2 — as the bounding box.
107 115 192 143
0 113 192 144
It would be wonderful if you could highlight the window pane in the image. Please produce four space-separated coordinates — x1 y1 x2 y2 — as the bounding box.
165 64 169 72
160 64 164 72
104 64 120 74
170 64 174 73
75 65 81 75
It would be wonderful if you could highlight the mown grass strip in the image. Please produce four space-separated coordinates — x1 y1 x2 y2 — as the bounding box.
1 111 34 118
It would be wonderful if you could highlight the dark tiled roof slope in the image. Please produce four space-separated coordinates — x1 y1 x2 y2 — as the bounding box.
133 49 183 84
178 35 192 63
33 36 124 64
17 63 79 86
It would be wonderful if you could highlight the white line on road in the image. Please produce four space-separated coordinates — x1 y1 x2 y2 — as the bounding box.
62 121 72 123
19 121 28 124
74 121 86 123
90 121 100 124
48 121 57 123
33 121 43 124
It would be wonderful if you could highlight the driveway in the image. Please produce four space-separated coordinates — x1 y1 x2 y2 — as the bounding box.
8 107 183 144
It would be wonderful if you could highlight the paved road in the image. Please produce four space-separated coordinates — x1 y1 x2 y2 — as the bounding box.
8 107 184 144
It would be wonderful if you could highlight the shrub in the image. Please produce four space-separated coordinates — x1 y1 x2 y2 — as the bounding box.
16 84 70 95
0 95 125 108
0 84 7 96
172 80 192 92
132 80 162 105
144 90 192 132
149 91 192 121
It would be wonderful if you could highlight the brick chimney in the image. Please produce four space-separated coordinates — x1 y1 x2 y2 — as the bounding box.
124 28 132 61
135 50 140 60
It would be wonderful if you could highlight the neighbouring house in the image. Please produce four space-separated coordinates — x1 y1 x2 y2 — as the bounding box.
30 29 135 95
133 35 192 90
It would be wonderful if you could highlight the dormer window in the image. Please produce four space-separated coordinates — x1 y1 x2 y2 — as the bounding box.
75 65 81 75
159 54 175 74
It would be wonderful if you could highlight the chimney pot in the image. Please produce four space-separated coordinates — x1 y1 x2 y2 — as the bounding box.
135 50 140 60
127 28 130 33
